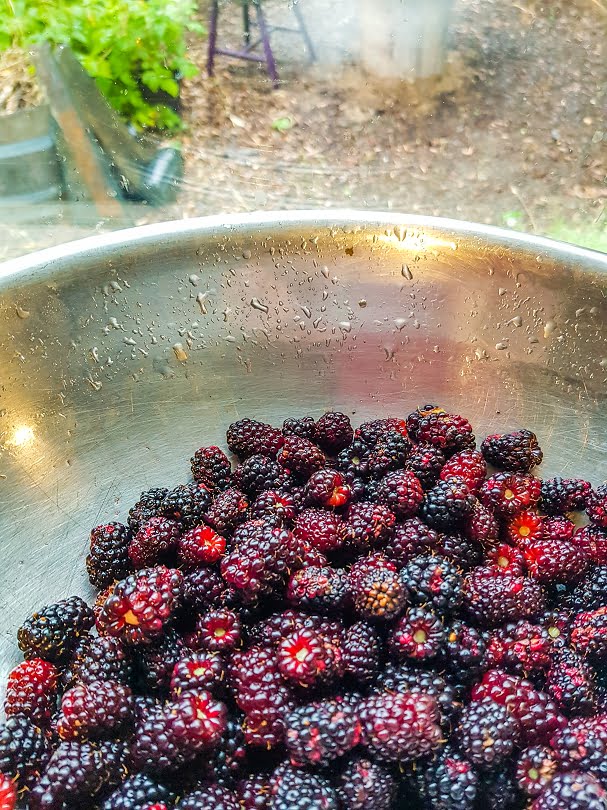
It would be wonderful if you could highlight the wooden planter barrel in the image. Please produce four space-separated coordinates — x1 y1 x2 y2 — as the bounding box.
360 0 454 80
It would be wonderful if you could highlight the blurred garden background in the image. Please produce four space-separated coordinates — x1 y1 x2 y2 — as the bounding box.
0 0 605 258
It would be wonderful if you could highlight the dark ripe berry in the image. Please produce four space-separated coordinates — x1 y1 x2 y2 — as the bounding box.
101 773 174 810
485 620 554 674
551 715 607 782
57 679 133 740
294 508 342 552
476 767 522 810
366 430 411 478
5 659 58 725
237 774 271 810
177 786 240 810
128 488 169 534
516 745 558 798
87 522 133 589
282 415 317 440
339 502 395 550
349 559 408 621
359 690 442 762
531 771 607 810
410 410 475 456
0 715 50 791
135 629 185 695
441 448 487 495
419 478 475 532
284 698 361 766
572 606 607 658
437 532 483 571
540 477 593 515
383 517 440 567
17 596 94 664
129 516 180 569
196 609 242 653
342 621 382 686
335 755 396 810
463 566 545 627
160 483 212 530
28 740 109 809
481 429 543 472
97 566 183 645
182 566 226 613
400 554 463 615
178 524 226 567
349 552 397 587
546 647 596 715
61 635 132 690
416 747 479 810
357 417 408 447
247 609 343 649
0 774 16 810
287 566 349 614
233 454 287 496
269 763 338 810
207 714 247 787
463 501 500 549
304 469 351 508
479 472 541 518
277 435 326 480
226 418 284 459
315 411 354 453
456 697 519 769
277 628 340 687
472 669 566 746
390 607 446 661
250 489 297 525
588 484 607 528
191 445 232 490
336 439 371 478
543 515 575 542
445 621 487 678
571 566 607 612
204 488 250 535
170 652 225 697
376 664 460 722
524 538 588 583
406 404 444 436
574 525 607 565
489 543 526 576
405 443 446 490
508 510 544 548
376 470 424 519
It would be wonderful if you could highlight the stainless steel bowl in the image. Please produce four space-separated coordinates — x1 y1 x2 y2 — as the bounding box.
1 211 606 680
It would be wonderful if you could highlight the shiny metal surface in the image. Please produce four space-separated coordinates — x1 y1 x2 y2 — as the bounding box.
1 211 606 680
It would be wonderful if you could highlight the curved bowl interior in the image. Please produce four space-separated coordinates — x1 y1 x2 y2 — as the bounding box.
1 211 606 677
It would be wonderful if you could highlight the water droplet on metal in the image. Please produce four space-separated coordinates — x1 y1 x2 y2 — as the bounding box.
15 305 30 319
243 249 252 259
123 337 136 346
196 292 208 315
394 318 407 331
250 298 269 314
358 299 367 308
321 266 330 279
495 341 509 350
508 316 523 327
173 342 188 362
544 320 557 338
189 274 200 286
401 264 413 280
339 321 352 332
301 305 312 318
498 288 507 296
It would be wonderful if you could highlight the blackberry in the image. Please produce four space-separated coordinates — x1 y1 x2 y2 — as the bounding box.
178 524 226 567
479 472 542 518
128 488 169 534
359 690 441 762
524 538 588 583
182 566 226 613
247 609 341 648
269 763 338 810
196 609 242 653
456 697 519 769
129 516 181 569
410 410 475 456
176 785 240 810
540 477 593 515
508 510 544 548
481 429 543 472
282 415 317 440
357 417 408 446
335 755 396 810
294 509 342 552
4 659 58 724
57 679 133 740
390 607 446 661
237 774 272 810
440 449 487 494
383 517 440 567
277 436 326 479
551 715 607 781
204 488 250 535
277 628 341 687
0 715 50 790
542 515 575 542
101 773 174 810
315 411 354 454
437 532 483 571
233 454 288 496
477 767 522 810
575 525 607 565
62 636 132 691
406 404 444 437
489 543 526 576
463 567 545 627
161 483 213 530
87 522 133 589
339 502 395 550
588 484 607 528
191 445 232 490
485 620 554 674
304 469 351 508
444 621 487 679
516 745 558 798
416 747 478 810
226 418 284 459
287 566 349 614
400 554 463 615
250 490 297 525
336 439 371 478
376 470 424 518
208 715 247 787
342 621 382 686
170 652 225 697
29 740 108 809
419 478 475 532
135 629 185 694
572 606 607 658
284 698 361 766
532 771 607 809
570 567 607 612
376 664 459 721
405 443 446 490
366 430 411 478
17 596 94 663
463 502 500 549
349 558 408 621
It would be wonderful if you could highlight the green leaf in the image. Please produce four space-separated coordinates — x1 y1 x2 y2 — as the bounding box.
159 77 179 97
271 116 294 132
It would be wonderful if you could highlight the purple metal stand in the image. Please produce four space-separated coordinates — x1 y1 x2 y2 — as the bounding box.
207 0 316 88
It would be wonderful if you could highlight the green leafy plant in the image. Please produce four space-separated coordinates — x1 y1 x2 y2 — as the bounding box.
0 0 204 130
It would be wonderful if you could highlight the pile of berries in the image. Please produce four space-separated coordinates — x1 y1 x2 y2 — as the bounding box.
2 407 607 809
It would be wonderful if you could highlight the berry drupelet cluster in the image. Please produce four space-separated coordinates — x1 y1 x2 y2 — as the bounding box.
3 406 607 810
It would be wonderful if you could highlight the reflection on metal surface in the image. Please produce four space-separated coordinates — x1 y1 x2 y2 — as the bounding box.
379 227 458 252
9 425 35 448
